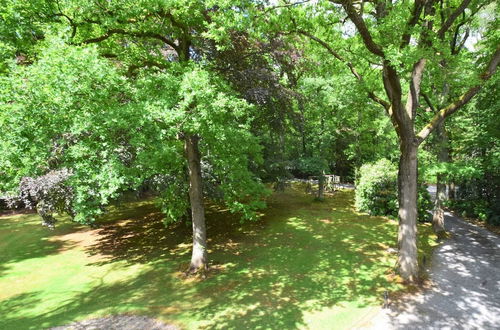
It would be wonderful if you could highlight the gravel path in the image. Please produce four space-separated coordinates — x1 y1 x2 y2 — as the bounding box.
50 315 179 330
367 212 500 330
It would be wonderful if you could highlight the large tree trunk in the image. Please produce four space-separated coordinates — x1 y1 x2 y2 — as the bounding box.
397 140 419 283
432 122 449 237
185 134 208 272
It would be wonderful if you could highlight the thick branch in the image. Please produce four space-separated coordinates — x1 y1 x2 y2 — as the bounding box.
417 46 500 144
400 0 425 49
381 60 419 140
81 28 179 52
297 30 389 109
333 0 385 57
437 0 472 39
405 58 427 121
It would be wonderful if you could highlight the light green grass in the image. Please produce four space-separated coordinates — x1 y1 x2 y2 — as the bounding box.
0 187 437 329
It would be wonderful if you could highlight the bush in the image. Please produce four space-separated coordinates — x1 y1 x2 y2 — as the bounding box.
355 159 431 221
355 159 398 217
454 176 500 225
14 169 74 229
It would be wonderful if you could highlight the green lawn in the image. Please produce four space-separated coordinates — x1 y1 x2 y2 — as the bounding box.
0 187 437 329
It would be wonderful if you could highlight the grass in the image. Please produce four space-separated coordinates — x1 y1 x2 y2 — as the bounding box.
0 186 437 329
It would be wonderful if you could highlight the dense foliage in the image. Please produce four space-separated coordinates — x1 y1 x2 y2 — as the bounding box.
355 159 398 218
0 0 498 280
0 39 266 224
355 159 432 222
446 76 500 225
15 169 74 228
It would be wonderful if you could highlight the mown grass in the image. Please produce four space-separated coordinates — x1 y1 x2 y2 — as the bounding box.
0 186 437 329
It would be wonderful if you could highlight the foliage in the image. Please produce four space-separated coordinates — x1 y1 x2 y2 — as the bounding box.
290 157 329 178
355 159 431 221
0 33 268 225
135 67 269 222
444 75 500 225
0 39 164 224
0 0 497 285
355 159 398 218
14 169 74 228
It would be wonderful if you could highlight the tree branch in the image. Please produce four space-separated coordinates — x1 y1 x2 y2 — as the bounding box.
405 58 427 121
80 28 179 52
297 30 390 109
400 0 425 49
421 92 437 112
332 0 385 57
55 0 77 38
437 0 473 39
417 46 500 144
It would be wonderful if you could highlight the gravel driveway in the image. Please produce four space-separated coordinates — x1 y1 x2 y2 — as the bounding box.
368 212 500 329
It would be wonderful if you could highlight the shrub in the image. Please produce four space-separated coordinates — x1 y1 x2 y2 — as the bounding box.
445 175 500 226
15 169 74 229
355 159 398 217
355 159 431 221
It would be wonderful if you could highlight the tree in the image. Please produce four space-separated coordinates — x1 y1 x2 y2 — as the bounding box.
281 0 500 281
0 40 156 224
0 0 267 273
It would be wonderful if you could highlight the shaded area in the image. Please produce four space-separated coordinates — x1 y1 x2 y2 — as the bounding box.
50 314 179 330
0 213 81 277
0 188 437 329
386 212 500 329
85 199 193 265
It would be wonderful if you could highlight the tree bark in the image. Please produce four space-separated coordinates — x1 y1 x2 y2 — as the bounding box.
185 134 208 272
432 122 449 236
317 172 325 200
397 140 419 283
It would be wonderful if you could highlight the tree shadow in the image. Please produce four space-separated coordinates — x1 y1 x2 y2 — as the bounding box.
388 213 500 329
0 213 81 277
80 188 401 329
1 188 408 329
188 193 399 329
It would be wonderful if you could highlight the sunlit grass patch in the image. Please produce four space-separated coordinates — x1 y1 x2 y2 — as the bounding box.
0 187 437 329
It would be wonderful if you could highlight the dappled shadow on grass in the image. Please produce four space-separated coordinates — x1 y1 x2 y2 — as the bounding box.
86 206 192 265
85 198 266 266
0 213 82 277
0 265 189 330
1 187 414 329
190 190 400 329
81 188 401 328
